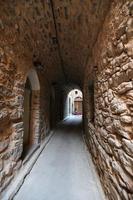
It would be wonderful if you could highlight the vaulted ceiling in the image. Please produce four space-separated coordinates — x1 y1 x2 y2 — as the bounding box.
0 0 110 87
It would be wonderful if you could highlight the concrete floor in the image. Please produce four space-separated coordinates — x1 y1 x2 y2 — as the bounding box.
14 116 105 200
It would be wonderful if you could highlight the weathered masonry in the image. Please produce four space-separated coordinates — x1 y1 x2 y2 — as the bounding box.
0 0 133 199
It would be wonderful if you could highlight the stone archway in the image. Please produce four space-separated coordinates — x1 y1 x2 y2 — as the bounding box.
22 68 40 158
64 89 83 118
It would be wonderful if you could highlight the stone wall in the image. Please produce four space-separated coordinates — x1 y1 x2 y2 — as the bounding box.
0 48 53 194
0 0 133 198
0 0 61 194
84 1 133 199
0 48 23 193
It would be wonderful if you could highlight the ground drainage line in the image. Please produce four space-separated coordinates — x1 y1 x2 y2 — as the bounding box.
2 131 55 200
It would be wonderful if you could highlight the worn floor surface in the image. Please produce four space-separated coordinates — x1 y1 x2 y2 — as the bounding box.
14 116 105 200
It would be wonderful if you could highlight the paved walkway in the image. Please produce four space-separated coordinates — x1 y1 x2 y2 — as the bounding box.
14 116 105 200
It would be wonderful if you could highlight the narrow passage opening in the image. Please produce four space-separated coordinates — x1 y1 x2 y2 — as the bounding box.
22 78 32 159
64 89 83 119
22 68 40 160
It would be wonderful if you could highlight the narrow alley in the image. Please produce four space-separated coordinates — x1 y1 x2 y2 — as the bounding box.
14 116 105 200
0 1 133 199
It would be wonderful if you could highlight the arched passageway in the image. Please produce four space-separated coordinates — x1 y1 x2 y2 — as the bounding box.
68 89 83 116
22 68 40 159
63 88 83 118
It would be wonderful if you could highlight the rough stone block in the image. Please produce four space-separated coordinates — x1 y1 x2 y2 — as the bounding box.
0 160 3 172
116 81 133 94
122 139 133 157
12 122 23 132
113 120 131 139
4 163 13 176
111 98 127 114
10 108 24 121
11 145 23 161
108 135 122 148
112 160 133 192
0 139 9 153
120 115 132 123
